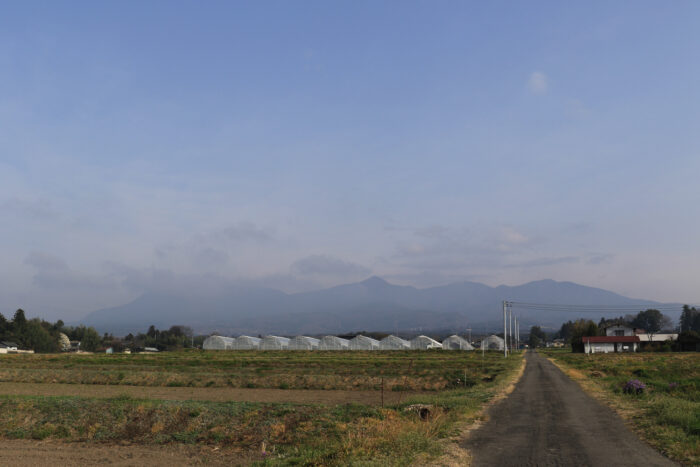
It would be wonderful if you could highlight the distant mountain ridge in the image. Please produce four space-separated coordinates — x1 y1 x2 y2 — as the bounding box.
81 277 675 336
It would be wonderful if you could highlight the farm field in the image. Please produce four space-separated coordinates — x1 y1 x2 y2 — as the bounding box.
0 349 503 391
0 350 523 465
541 350 700 466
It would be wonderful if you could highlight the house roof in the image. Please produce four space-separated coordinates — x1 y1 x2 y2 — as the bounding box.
582 336 640 343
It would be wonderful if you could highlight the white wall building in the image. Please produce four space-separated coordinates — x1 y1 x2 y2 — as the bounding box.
583 336 640 354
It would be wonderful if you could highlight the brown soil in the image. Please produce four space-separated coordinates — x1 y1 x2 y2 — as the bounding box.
0 381 416 405
0 439 255 466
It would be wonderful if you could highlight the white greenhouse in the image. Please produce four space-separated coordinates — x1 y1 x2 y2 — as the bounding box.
442 335 474 350
318 336 350 350
288 336 320 350
231 335 262 350
379 335 411 350
410 335 443 350
203 335 236 350
480 335 505 351
260 335 291 350
349 335 380 350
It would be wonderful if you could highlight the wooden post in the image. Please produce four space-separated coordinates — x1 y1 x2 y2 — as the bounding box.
381 377 384 407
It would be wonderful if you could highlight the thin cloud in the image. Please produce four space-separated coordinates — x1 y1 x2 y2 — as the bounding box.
291 254 371 278
528 71 548 95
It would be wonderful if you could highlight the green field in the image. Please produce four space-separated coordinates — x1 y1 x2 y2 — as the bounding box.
0 350 523 465
541 350 699 465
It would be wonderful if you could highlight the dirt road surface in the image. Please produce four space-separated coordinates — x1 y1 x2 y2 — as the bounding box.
0 381 411 405
464 351 676 466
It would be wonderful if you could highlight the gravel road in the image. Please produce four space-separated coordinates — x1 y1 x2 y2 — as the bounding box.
463 351 676 466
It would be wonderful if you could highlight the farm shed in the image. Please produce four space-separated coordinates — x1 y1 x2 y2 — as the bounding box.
442 335 474 350
203 335 236 350
232 335 262 350
318 336 350 350
582 336 639 354
349 335 380 350
480 335 505 351
288 336 320 350
260 335 291 350
410 335 443 350
379 335 411 350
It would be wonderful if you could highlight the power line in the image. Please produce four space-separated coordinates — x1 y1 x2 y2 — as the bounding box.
507 301 687 313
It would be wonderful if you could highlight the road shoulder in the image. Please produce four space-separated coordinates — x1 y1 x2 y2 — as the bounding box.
424 353 527 466
545 354 682 465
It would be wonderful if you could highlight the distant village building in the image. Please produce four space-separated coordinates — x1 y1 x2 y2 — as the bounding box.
0 341 19 354
582 336 640 354
605 325 636 337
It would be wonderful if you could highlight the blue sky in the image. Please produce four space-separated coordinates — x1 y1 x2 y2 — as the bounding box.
1 1 699 319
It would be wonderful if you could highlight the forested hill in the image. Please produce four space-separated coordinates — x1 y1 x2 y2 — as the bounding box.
81 277 675 336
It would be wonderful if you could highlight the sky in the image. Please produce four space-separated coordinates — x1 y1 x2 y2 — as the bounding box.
1 1 699 320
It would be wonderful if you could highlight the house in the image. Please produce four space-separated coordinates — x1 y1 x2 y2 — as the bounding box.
634 329 678 343
605 325 636 337
582 336 640 354
0 341 19 354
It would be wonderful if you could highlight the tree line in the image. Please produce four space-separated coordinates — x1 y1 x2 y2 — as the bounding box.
529 307 700 351
0 309 203 353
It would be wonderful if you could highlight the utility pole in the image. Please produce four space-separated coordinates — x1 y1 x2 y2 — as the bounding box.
508 305 513 354
503 300 508 357
514 315 517 351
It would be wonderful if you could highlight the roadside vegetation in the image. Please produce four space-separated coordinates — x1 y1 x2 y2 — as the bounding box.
0 350 523 465
541 350 699 465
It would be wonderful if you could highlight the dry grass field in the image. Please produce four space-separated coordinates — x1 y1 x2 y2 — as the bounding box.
0 350 523 465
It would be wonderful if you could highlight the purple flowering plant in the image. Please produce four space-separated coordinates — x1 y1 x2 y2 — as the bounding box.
623 379 646 395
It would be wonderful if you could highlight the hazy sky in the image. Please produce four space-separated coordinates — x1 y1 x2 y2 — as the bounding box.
2 1 699 320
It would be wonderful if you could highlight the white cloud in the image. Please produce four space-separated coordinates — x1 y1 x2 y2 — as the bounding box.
528 71 548 95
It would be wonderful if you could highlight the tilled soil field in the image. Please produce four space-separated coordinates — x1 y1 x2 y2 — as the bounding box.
0 381 414 405
0 439 255 466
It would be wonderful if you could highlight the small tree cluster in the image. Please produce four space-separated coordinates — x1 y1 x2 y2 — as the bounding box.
122 325 195 351
0 309 71 353
680 305 700 333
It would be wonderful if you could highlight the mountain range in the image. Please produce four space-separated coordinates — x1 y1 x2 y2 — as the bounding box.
81 277 678 336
